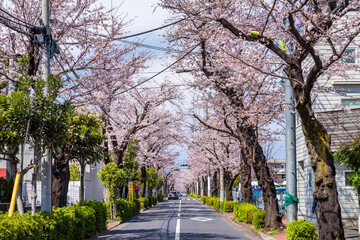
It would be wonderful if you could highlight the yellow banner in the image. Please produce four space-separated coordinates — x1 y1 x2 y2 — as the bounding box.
128 182 134 201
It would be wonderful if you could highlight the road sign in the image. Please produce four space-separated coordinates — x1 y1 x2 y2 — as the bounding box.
164 168 172 172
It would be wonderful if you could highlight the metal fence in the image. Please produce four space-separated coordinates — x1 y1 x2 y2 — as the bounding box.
253 187 286 214
234 187 287 214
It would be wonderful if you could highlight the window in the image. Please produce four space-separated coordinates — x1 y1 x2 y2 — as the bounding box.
344 171 353 187
341 98 360 109
342 47 357 64
308 172 312 188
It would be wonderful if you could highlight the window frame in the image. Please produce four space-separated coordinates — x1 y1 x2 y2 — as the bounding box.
344 170 354 188
342 47 358 64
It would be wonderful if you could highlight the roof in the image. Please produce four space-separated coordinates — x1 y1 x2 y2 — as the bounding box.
267 160 286 164
316 108 360 151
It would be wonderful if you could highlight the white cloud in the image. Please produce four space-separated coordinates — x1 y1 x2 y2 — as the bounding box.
101 0 169 34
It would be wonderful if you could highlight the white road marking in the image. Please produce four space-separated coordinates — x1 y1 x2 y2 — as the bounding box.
178 213 181 217
178 200 181 212
187 208 202 211
190 217 212 222
175 218 180 240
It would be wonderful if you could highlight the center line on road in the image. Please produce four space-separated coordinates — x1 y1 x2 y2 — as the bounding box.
175 218 180 240
178 200 181 212
178 213 181 217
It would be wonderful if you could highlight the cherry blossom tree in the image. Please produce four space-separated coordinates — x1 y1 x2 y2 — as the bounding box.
0 0 150 208
159 0 286 228
161 0 360 237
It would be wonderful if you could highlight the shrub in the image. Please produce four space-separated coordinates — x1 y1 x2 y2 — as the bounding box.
0 202 106 240
132 199 141 213
84 200 107 232
206 196 217 206
116 198 132 220
189 194 200 198
148 196 158 206
213 198 221 210
74 206 97 239
220 201 238 212
138 197 149 209
253 210 266 229
233 203 259 223
157 193 164 202
285 220 318 240
200 196 207 204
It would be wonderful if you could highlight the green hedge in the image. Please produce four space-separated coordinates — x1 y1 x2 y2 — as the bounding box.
200 196 207 204
148 196 158 206
157 193 164 202
233 203 259 224
206 196 217 206
189 194 200 198
285 220 318 240
138 197 149 209
253 210 266 229
220 201 237 212
84 200 107 232
0 202 106 240
213 198 221 210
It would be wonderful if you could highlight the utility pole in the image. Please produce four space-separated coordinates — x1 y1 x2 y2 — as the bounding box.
41 0 52 213
285 78 297 222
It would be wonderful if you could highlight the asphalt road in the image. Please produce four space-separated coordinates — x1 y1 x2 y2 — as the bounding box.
95 197 261 240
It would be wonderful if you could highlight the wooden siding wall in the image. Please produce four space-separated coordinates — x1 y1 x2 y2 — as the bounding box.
296 109 360 220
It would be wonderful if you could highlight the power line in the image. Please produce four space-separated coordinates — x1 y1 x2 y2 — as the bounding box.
0 8 35 28
115 43 200 96
114 18 185 40
0 15 32 37
60 17 185 41
118 39 186 54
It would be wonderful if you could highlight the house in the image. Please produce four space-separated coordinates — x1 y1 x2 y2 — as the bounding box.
267 160 286 184
0 144 104 207
296 51 360 226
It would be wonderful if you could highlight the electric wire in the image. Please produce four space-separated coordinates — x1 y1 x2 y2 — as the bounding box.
118 39 186 54
0 15 32 37
115 43 200 96
0 8 35 28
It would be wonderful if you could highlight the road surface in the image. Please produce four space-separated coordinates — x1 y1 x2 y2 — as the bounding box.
95 197 262 240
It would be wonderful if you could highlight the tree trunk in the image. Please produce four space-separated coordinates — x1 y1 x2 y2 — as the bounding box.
207 165 211 197
212 170 218 197
109 200 113 220
224 171 238 201
113 198 117 219
297 103 344 240
31 141 40 215
240 126 283 230
220 168 225 202
357 190 360 238
79 160 85 206
240 149 252 204
52 146 71 208
200 176 204 197
16 145 25 215
138 166 147 197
